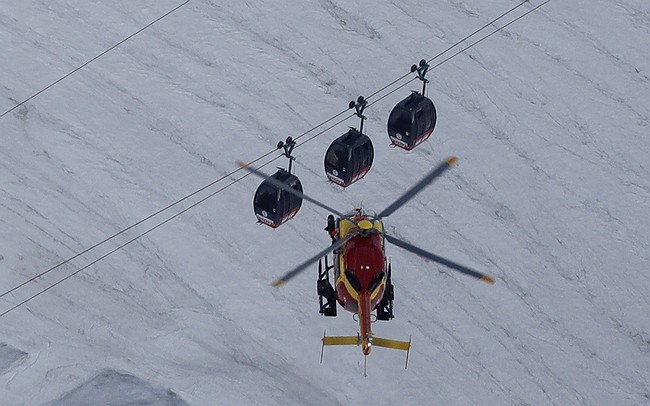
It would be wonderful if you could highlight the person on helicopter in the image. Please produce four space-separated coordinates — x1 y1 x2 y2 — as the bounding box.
324 214 337 243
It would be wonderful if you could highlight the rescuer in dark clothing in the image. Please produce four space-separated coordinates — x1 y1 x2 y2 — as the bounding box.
324 215 337 243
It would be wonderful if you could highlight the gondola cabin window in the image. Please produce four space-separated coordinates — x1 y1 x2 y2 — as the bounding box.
388 108 411 142
325 144 348 175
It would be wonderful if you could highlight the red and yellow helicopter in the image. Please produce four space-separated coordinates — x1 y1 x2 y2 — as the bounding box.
239 157 494 375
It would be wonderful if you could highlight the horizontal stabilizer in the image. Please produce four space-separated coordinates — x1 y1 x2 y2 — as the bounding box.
322 335 360 346
320 332 412 371
321 334 410 350
372 336 411 351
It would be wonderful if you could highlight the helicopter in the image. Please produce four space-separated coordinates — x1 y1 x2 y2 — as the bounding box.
238 156 495 375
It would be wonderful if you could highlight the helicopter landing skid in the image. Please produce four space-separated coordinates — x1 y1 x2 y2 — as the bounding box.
376 262 395 321
318 256 337 317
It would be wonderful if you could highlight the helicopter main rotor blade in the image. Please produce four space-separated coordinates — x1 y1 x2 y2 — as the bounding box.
378 157 458 218
237 161 346 218
384 234 494 284
272 233 357 287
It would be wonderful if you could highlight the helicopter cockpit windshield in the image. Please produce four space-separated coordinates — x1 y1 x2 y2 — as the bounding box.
345 269 363 292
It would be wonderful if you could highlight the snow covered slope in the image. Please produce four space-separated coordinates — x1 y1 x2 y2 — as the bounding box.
1 0 648 404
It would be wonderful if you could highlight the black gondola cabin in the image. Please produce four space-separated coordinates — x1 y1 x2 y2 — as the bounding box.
387 92 437 151
253 169 303 228
324 129 374 187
